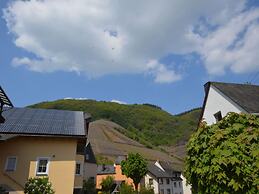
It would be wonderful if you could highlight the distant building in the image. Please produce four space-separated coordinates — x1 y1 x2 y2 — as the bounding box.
96 155 134 190
200 82 259 125
143 161 183 194
0 107 91 194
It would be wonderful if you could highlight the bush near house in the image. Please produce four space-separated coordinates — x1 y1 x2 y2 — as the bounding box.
0 186 6 194
119 184 154 194
185 112 259 194
24 177 55 194
100 176 115 194
83 178 96 194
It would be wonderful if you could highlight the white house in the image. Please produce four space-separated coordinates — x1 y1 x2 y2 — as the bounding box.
143 161 183 194
200 82 259 125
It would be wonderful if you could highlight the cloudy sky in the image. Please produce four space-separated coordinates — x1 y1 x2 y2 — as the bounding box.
1 0 259 114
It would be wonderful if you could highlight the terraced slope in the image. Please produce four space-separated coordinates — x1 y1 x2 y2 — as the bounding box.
89 119 183 170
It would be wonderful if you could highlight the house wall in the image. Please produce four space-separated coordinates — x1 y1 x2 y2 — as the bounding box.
144 173 159 194
181 175 191 194
0 136 78 194
74 154 85 189
84 162 97 181
202 85 246 125
158 178 183 194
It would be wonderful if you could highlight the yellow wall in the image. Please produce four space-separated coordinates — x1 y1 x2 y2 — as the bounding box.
0 136 80 194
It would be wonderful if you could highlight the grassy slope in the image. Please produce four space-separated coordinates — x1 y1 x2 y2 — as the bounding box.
29 99 201 147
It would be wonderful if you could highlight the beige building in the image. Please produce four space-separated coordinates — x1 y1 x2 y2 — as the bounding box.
0 107 91 194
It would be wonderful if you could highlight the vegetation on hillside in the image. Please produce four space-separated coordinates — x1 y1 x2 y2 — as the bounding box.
29 99 201 146
185 113 259 194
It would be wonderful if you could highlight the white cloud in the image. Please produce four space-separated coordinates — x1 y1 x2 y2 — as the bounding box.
64 97 88 100
188 8 259 75
3 0 258 82
111 100 127 105
146 60 182 83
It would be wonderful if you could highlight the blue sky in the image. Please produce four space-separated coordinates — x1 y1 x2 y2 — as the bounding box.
1 0 259 114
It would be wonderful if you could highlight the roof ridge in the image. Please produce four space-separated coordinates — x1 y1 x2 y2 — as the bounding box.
209 81 259 87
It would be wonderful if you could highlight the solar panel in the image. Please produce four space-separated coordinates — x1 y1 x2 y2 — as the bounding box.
0 86 13 109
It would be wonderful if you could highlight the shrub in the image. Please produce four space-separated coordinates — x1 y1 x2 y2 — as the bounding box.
139 186 154 194
24 177 55 194
100 176 115 194
83 178 96 194
119 183 134 194
0 186 6 194
185 113 259 194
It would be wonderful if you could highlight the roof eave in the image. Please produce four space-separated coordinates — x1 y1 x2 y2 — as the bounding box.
0 131 86 139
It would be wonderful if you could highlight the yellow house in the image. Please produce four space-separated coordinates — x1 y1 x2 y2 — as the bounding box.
0 107 91 194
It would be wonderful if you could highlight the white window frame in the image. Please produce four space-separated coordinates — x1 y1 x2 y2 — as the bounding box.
75 162 83 176
5 156 17 172
36 157 50 176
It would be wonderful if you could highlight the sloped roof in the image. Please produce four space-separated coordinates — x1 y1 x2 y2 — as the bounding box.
0 107 88 137
115 155 126 165
211 82 259 113
148 163 171 178
97 165 115 175
159 161 181 173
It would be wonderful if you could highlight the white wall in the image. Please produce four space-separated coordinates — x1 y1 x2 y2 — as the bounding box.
144 173 159 194
181 175 191 194
202 85 246 125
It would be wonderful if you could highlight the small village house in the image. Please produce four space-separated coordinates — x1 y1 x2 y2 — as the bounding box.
200 82 259 125
0 107 91 194
143 161 183 194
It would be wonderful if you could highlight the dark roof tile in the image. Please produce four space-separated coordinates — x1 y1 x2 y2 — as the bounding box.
211 82 259 113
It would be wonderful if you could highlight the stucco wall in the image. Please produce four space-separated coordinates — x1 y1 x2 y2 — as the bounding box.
203 86 246 125
84 162 97 181
74 154 85 188
181 175 191 194
144 173 159 194
0 136 78 194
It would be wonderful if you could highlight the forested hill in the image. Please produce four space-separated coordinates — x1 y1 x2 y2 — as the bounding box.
29 99 201 147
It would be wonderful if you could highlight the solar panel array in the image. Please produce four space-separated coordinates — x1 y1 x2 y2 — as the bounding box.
0 86 13 108
0 107 87 136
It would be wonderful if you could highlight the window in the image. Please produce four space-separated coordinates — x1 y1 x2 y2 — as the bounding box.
149 178 153 185
5 156 17 172
174 182 177 187
36 157 50 175
75 162 82 175
214 111 222 122
160 189 164 194
179 182 181 187
167 189 171 194
166 178 170 184
159 178 163 184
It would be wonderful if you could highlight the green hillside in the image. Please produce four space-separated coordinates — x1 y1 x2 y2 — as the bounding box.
29 99 201 147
